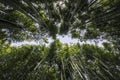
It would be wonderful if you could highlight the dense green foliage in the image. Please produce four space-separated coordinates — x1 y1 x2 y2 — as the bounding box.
0 42 120 80
0 0 120 80
0 0 120 43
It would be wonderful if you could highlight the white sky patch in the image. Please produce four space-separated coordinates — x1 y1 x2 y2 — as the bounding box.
58 35 78 44
11 35 107 47
11 40 38 46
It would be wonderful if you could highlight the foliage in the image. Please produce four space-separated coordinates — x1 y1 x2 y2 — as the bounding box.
0 43 120 80
0 0 120 80
0 0 120 44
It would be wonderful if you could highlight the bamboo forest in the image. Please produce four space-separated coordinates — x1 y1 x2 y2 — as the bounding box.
0 0 120 80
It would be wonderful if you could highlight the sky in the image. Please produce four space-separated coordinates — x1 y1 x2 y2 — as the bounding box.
11 35 106 47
